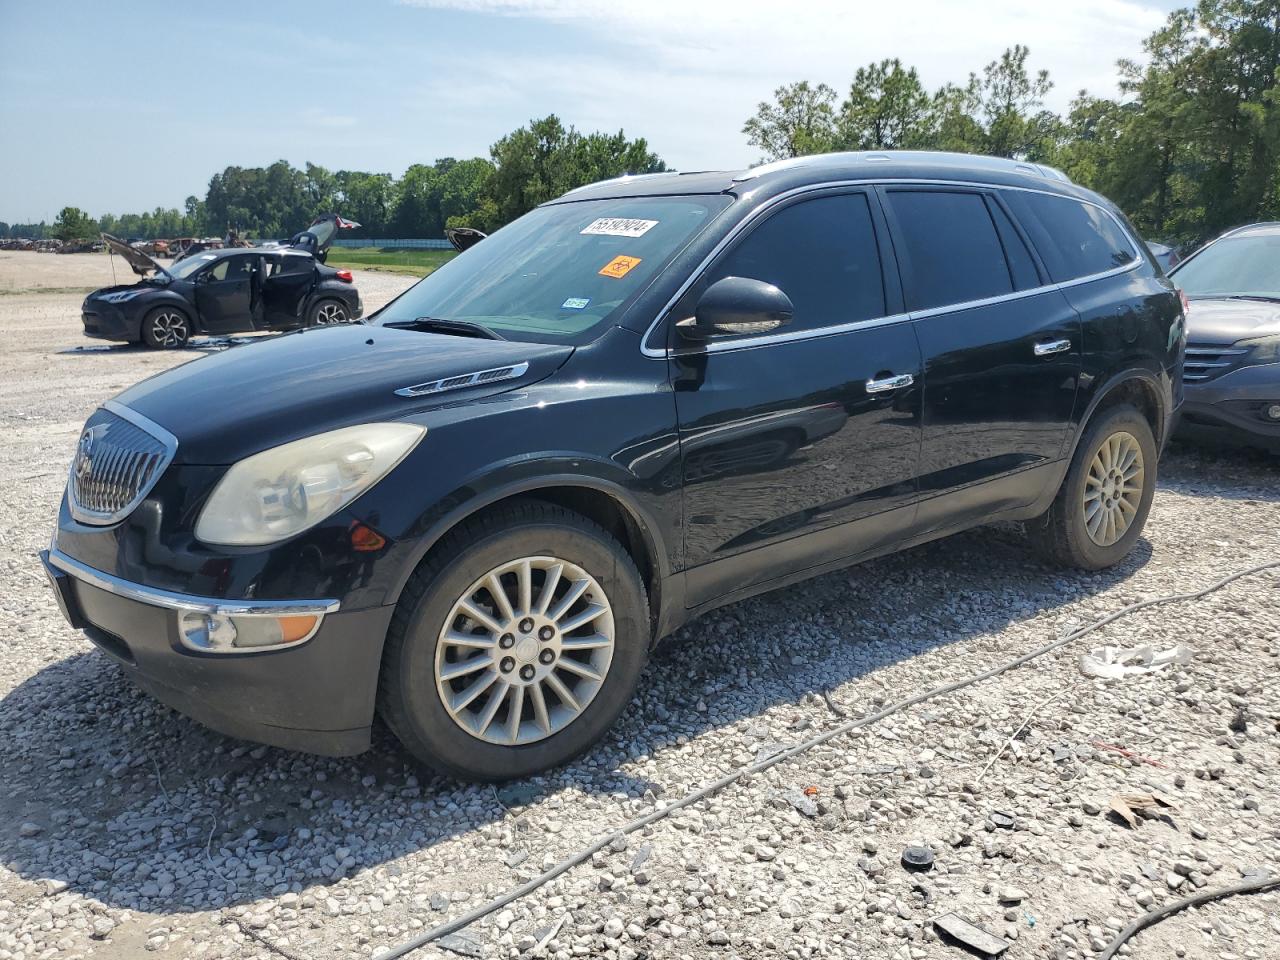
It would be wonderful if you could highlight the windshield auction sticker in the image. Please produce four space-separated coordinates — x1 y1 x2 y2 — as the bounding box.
598 255 642 278
581 218 658 238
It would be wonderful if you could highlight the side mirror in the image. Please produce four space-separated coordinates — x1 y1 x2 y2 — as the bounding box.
677 276 793 341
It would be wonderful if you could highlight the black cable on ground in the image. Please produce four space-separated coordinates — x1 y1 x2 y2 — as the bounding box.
1099 873 1280 959
371 559 1280 960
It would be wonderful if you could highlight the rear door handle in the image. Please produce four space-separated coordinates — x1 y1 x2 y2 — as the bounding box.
1034 339 1072 357
865 373 915 394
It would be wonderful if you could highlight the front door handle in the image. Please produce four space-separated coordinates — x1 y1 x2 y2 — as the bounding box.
865 373 915 394
1034 338 1072 357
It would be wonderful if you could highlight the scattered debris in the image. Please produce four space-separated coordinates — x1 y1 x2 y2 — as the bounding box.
434 930 484 958
1092 741 1168 768
934 912 1011 956
1079 643 1191 679
1108 791 1178 829
901 846 935 871
989 811 1016 830
1099 872 1280 959
997 885 1030 904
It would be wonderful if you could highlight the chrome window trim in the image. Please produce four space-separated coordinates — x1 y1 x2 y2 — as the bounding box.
68 401 180 525
640 178 1144 358
47 548 341 617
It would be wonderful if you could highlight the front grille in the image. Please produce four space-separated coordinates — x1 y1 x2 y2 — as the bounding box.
68 406 176 525
1183 343 1251 383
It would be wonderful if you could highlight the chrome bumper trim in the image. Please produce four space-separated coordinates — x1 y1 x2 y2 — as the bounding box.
46 549 341 617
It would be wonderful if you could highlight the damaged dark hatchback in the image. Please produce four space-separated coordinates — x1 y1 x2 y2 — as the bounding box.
43 152 1182 781
82 215 362 348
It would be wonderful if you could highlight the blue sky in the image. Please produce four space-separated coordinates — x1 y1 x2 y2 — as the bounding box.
0 0 1184 223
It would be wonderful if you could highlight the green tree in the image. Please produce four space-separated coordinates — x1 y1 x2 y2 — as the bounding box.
836 59 932 149
488 115 665 223
742 81 838 161
52 206 97 241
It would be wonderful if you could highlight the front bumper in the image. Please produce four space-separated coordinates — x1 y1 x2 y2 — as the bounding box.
42 548 394 756
81 301 138 342
1178 361 1280 452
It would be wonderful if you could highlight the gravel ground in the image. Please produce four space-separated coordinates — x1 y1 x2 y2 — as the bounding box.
0 250 1277 960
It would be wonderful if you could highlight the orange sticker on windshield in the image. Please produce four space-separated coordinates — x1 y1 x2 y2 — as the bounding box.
599 254 642 279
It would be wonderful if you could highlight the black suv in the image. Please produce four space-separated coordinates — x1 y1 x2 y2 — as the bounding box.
42 152 1183 781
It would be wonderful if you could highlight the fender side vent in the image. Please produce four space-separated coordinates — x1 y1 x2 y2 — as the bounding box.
395 362 529 398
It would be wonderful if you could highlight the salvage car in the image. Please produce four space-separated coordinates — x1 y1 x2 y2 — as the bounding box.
1170 221 1280 452
43 152 1183 780
86 217 361 348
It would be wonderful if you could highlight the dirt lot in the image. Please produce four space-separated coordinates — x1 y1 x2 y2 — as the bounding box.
0 250 1277 960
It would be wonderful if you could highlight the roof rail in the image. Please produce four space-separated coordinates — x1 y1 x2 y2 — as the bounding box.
732 151 1074 185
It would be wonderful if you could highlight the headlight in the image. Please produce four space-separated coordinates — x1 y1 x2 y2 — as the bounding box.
1238 333 1280 364
194 423 426 546
99 290 141 303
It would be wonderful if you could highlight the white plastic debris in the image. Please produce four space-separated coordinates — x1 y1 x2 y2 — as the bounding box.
1079 644 1192 680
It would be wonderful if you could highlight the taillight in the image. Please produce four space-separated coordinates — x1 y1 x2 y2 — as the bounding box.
335 269 353 283
1178 288 1190 316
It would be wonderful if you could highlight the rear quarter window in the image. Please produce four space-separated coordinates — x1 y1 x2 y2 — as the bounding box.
1004 191 1137 283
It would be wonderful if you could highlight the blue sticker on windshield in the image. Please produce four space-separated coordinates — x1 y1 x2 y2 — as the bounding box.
562 297 590 310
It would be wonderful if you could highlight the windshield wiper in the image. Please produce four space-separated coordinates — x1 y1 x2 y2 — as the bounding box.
385 317 506 340
1219 294 1280 303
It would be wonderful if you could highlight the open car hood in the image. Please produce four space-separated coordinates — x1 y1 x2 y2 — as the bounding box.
102 233 166 278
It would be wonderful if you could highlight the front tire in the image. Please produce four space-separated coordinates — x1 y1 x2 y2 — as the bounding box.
141 306 191 349
1028 404 1157 569
378 502 649 781
308 298 348 326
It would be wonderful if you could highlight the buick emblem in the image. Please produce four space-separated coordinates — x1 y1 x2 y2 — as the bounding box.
75 430 96 481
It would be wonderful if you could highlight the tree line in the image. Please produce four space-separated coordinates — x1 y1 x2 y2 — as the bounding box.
9 0 1277 249
742 0 1280 246
7 115 664 243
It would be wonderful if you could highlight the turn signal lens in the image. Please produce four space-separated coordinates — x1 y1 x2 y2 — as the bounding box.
349 521 387 552
179 612 321 652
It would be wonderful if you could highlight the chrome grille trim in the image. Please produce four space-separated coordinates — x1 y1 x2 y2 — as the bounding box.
1183 344 1251 382
67 401 177 526
395 361 529 398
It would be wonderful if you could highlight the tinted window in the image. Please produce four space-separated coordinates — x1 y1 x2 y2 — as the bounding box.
886 191 1013 311
207 255 254 282
278 253 312 275
1005 191 1136 282
989 201 1040 289
704 193 885 333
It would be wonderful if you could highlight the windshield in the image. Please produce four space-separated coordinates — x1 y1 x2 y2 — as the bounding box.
374 195 731 343
168 253 220 279
1173 234 1280 300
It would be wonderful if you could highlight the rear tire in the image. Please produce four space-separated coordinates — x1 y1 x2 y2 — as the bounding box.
1027 404 1157 569
308 298 348 326
141 306 191 349
377 502 649 781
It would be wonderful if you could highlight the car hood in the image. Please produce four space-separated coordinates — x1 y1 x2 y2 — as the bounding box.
1185 297 1280 345
112 324 573 464
102 232 166 278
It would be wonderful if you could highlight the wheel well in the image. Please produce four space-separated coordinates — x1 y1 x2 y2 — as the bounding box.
1090 377 1163 445
412 487 662 636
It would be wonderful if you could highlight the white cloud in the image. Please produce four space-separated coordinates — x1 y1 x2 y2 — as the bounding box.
400 0 1166 169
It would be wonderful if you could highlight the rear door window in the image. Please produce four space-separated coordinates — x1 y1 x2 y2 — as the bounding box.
1003 191 1137 282
699 192 887 334
884 190 1014 311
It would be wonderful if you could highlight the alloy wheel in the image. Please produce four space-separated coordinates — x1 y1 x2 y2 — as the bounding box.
314 302 346 325
434 556 615 746
150 311 188 347
1082 430 1145 547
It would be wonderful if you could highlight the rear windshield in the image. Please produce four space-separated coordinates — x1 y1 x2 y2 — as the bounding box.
374 195 731 344
1172 234 1280 300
